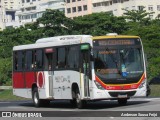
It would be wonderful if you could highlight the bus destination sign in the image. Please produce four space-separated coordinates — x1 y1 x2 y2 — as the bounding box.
98 39 135 46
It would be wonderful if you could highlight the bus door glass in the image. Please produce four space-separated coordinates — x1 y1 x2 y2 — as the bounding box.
44 48 55 97
81 44 90 98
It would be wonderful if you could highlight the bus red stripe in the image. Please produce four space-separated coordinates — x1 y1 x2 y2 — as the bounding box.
95 73 145 90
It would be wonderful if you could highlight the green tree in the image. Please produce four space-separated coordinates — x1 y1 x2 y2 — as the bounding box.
36 9 74 37
0 58 12 85
123 7 154 24
73 12 127 35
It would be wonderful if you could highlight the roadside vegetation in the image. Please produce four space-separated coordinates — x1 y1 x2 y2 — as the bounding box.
149 85 160 97
0 8 160 96
0 89 30 101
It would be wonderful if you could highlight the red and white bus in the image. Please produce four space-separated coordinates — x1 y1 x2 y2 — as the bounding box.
12 34 147 108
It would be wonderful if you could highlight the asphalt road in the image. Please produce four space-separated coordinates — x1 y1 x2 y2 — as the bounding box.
0 97 160 120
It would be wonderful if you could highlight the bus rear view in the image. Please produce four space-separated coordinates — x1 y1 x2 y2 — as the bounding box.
92 35 147 105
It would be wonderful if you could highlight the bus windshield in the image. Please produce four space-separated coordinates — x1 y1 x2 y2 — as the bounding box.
93 38 144 83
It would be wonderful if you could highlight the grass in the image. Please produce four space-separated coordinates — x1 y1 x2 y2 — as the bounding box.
149 85 160 97
0 89 31 101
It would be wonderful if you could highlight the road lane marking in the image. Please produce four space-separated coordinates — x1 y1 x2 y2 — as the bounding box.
145 98 160 101
110 117 114 119
2 106 29 110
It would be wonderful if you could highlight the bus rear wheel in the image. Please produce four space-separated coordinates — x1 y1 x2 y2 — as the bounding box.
32 88 42 107
118 98 127 105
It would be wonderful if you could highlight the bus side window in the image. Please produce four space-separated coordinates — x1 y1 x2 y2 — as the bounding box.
35 49 43 70
45 53 53 71
67 46 79 69
14 52 18 71
14 51 23 71
57 47 66 69
25 51 34 70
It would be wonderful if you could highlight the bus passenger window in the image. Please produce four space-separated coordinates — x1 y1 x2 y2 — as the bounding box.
35 49 43 70
57 48 66 69
26 51 34 70
14 52 18 70
45 53 53 71
14 51 23 71
67 46 79 68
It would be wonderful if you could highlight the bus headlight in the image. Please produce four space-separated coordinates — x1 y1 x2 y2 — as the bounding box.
94 80 105 90
139 80 146 89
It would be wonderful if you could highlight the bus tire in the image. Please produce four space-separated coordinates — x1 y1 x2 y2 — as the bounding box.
75 91 86 109
118 98 127 105
32 88 42 107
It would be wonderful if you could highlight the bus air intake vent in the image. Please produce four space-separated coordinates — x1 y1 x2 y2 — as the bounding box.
108 91 136 97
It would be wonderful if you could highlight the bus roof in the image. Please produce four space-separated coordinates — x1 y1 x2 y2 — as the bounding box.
13 35 141 51
92 35 140 40
36 35 91 43
13 35 92 51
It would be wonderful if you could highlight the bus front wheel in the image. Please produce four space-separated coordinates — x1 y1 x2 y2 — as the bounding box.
75 92 86 109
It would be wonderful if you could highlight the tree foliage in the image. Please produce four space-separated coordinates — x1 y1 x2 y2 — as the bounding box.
73 12 127 35
123 7 154 23
36 9 74 37
0 9 160 85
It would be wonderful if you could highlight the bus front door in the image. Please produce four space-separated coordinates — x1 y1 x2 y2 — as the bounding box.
81 45 90 98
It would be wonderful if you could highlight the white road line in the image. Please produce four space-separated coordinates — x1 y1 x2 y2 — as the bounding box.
110 117 114 119
59 109 76 111
128 98 160 101
3 106 28 109
145 98 160 101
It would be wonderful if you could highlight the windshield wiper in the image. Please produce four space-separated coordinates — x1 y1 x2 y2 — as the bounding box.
120 48 134 61
105 47 121 75
119 48 134 77
106 48 118 66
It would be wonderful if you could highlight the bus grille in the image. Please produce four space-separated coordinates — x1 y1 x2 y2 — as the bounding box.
108 91 136 97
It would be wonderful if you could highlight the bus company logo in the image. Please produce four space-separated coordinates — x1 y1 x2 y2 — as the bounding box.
131 84 137 89
2 112 11 117
106 86 115 90
37 72 45 88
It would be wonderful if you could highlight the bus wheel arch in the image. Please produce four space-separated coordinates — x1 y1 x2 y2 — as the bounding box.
70 83 78 107
71 83 79 99
32 83 37 92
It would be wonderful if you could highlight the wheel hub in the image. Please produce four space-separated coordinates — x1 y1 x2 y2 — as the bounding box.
34 92 38 104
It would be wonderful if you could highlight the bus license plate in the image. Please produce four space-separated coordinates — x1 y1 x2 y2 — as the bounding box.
118 94 127 98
